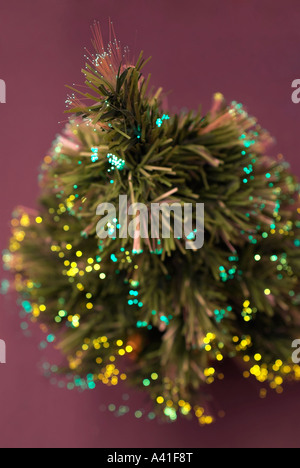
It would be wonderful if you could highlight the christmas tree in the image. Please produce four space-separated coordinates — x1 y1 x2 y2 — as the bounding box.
4 24 300 424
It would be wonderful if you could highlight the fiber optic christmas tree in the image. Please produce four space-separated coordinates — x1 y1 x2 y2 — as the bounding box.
4 24 300 424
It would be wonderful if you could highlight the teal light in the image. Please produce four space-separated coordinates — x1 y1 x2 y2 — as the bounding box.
107 152 125 170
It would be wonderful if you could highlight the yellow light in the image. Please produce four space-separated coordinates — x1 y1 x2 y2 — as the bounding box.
250 365 260 377
32 305 40 318
184 403 191 412
44 155 52 164
111 377 118 386
15 231 25 242
63 225 70 231
156 396 164 404
116 340 123 346
66 244 72 250
254 354 262 361
264 289 271 296
205 416 213 425
20 214 30 227
35 217 43 224
86 302 93 310
126 345 133 353
76 251 82 257
196 408 204 417
214 92 224 101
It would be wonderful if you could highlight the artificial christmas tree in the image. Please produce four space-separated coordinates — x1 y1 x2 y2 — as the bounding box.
4 24 300 424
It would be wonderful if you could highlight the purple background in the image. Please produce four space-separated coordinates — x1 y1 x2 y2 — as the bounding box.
1 0 300 448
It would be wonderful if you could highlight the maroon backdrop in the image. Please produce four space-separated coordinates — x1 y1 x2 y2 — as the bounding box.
1 0 300 448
